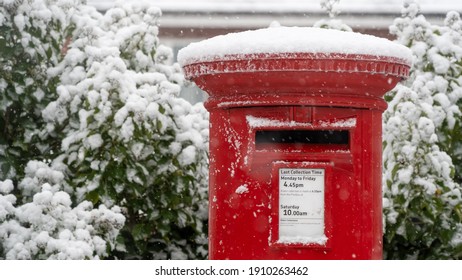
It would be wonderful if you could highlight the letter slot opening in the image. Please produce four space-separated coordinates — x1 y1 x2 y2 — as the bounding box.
255 130 350 151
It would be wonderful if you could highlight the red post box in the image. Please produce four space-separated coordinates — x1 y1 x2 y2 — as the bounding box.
179 27 411 259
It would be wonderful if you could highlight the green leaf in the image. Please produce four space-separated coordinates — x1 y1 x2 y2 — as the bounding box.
391 164 400 180
156 119 163 131
0 38 7 50
158 104 165 114
86 190 100 204
134 223 156 244
1 162 11 178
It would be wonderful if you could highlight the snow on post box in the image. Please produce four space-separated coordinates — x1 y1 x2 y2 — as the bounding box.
179 27 412 260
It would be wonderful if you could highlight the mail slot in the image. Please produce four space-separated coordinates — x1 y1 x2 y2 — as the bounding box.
256 130 349 144
255 130 349 151
179 27 411 259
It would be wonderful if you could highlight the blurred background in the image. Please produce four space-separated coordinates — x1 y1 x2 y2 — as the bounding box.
87 0 462 103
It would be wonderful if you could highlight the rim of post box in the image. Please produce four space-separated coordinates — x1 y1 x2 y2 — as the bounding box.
182 52 411 111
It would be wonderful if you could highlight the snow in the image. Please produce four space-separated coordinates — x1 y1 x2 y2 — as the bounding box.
0 193 16 220
178 27 412 66
120 117 135 142
247 116 307 129
417 117 437 143
0 178 125 260
319 118 356 128
397 165 413 185
19 161 65 197
382 3 462 258
2 0 210 260
247 116 356 129
429 53 451 74
178 145 197 166
0 180 14 194
13 14 25 31
268 20 281 28
235 184 249 194
277 235 328 245
84 134 104 150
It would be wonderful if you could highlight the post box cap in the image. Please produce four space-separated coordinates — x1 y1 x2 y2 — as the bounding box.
179 27 412 110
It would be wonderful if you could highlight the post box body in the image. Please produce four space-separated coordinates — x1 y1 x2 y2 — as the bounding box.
207 104 383 259
180 29 411 260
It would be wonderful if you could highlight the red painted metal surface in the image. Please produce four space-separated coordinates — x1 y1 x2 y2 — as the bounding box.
182 51 410 259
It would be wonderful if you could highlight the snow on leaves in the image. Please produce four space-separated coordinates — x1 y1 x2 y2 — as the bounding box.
1 0 209 260
383 0 462 259
41 1 209 259
0 162 125 260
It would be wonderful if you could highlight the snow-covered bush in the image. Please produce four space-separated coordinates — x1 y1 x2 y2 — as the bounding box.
0 0 77 181
1 0 209 259
0 162 125 259
383 0 462 259
314 0 352 32
0 0 126 260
